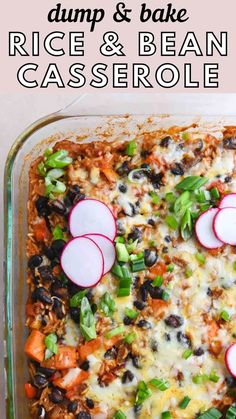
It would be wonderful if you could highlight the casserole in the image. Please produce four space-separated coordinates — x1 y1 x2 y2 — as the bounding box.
4 93 236 419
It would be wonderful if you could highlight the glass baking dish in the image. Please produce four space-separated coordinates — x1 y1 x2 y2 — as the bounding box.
4 93 236 419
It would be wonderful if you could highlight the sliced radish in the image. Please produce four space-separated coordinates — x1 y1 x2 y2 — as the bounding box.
213 207 236 245
69 199 116 240
84 234 115 275
61 237 104 288
219 193 236 209
195 208 223 249
225 343 236 378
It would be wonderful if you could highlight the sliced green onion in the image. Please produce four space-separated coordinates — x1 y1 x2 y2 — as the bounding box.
80 297 97 341
119 278 132 289
126 140 137 157
45 333 58 359
179 396 191 409
182 349 193 359
149 191 160 204
99 292 116 317
185 267 193 278
174 191 191 216
38 161 47 176
116 243 130 263
112 264 131 280
195 189 208 203
52 225 65 241
113 410 126 419
46 168 65 180
162 412 171 419
135 381 152 405
209 370 220 383
226 404 236 419
165 192 176 203
124 331 137 344
192 373 209 384
162 290 170 301
105 325 125 339
220 309 231 322
70 289 88 308
181 208 193 241
128 168 150 184
176 176 208 191
44 147 53 157
125 308 138 319
131 258 146 272
199 203 211 213
210 187 220 200
165 215 178 230
153 275 163 287
127 239 138 254
167 264 174 272
115 236 125 244
195 252 206 265
148 378 170 391
117 288 131 297
197 407 222 419
45 150 72 168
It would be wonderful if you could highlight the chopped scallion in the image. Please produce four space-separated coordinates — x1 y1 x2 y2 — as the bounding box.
148 378 170 391
182 349 193 359
124 331 137 344
113 410 126 419
125 308 138 319
179 396 191 409
105 325 126 339
162 412 171 419
220 310 231 322
167 264 174 272
153 275 163 287
116 243 130 263
126 140 137 156
131 258 146 272
195 252 206 265
149 191 160 204
165 215 178 230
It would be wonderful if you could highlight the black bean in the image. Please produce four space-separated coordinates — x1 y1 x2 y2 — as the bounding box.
28 255 43 269
141 163 151 170
50 387 64 404
149 286 163 300
77 412 91 419
104 347 117 360
51 240 66 258
38 266 53 282
68 282 82 296
164 235 172 243
193 347 204 357
43 246 56 261
123 316 133 325
207 287 213 296
177 331 191 347
147 219 155 226
225 176 232 183
80 360 90 371
140 284 148 302
165 315 184 328
116 161 130 176
128 227 142 243
37 367 56 377
160 136 171 147
122 370 134 383
32 287 52 304
67 185 85 205
137 319 152 329
223 137 236 150
116 219 126 235
133 300 146 310
38 406 46 419
132 355 140 369
124 202 138 217
119 183 127 193
171 163 185 176
164 333 171 342
194 139 204 153
134 404 142 414
49 200 67 215
149 171 164 189
225 376 236 388
34 374 48 389
69 307 80 323
68 400 78 413
52 298 64 319
162 246 169 254
35 196 50 217
149 340 158 353
144 249 158 267
132 169 147 180
86 398 95 409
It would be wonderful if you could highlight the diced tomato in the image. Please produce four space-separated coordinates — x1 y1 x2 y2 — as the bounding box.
78 337 102 362
104 336 121 350
42 346 77 370
207 247 224 256
101 167 118 183
207 320 219 340
25 304 35 317
24 383 37 399
32 219 48 242
24 330 46 363
150 299 168 319
148 262 167 279
207 180 226 195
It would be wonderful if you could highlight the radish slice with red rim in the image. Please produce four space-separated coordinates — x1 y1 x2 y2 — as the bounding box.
69 198 117 240
225 343 236 378
60 237 104 288
84 234 116 275
219 193 236 209
213 207 236 245
195 208 223 249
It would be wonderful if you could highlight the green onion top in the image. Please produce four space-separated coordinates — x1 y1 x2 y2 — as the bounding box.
126 140 137 157
99 292 116 317
179 396 191 409
113 410 126 419
105 325 125 339
44 333 58 359
176 176 208 191
80 297 97 341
